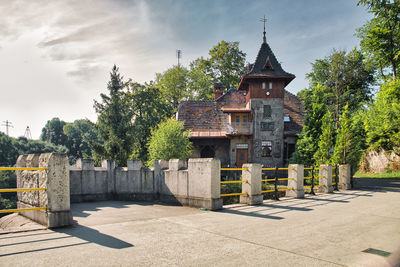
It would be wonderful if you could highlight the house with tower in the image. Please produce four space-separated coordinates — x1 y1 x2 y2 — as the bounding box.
177 28 304 167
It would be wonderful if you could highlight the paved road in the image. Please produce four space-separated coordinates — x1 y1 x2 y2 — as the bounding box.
1 178 400 266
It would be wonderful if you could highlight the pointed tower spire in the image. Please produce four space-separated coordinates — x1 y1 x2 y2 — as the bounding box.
260 15 267 43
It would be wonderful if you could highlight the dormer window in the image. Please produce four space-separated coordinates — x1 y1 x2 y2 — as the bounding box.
269 82 273 90
262 82 266 89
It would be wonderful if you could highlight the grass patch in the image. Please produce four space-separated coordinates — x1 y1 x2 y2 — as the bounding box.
354 171 400 179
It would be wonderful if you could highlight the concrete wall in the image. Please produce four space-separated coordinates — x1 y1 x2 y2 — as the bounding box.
16 153 73 228
70 158 223 210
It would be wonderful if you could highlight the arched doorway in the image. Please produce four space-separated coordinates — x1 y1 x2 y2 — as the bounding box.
200 146 215 158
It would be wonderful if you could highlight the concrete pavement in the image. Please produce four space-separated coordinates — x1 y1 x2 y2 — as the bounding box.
1 178 400 266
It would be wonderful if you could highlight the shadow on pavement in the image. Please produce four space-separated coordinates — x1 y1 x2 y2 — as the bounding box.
56 223 134 249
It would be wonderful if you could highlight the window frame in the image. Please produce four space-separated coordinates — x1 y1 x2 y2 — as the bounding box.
261 141 272 157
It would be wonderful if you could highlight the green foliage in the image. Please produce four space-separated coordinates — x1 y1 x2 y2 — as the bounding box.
314 110 335 165
92 65 134 166
127 82 171 162
357 0 400 79
187 58 214 100
207 40 246 91
187 41 246 99
365 79 400 150
40 117 68 147
291 84 328 166
333 105 352 164
156 65 189 113
147 118 192 166
306 48 375 126
63 119 101 164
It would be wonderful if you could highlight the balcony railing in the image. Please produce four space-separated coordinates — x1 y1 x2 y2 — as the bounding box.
226 123 253 135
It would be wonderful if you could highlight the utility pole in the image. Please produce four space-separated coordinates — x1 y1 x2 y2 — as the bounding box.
2 120 13 136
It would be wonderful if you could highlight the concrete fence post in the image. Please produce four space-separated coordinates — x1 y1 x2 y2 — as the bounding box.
339 164 351 190
17 153 73 228
102 160 116 195
240 164 263 205
188 158 222 210
77 159 95 197
286 164 304 198
319 164 333 193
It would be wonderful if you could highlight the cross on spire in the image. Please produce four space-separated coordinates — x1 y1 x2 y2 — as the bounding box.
259 15 267 43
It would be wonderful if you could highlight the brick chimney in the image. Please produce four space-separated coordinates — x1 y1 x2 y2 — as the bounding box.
214 83 222 100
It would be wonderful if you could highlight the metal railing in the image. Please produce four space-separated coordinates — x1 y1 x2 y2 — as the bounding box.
261 167 294 200
0 167 47 214
220 168 248 197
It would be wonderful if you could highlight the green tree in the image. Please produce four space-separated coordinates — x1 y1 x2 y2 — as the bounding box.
357 0 400 79
365 78 400 150
314 110 335 166
63 119 101 164
127 82 171 162
306 49 375 128
188 41 246 99
187 58 214 100
332 105 351 165
291 83 328 166
147 118 192 166
156 65 189 113
40 117 68 147
92 65 134 166
207 40 246 91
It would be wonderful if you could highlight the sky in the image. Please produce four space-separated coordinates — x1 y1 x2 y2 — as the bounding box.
0 0 371 139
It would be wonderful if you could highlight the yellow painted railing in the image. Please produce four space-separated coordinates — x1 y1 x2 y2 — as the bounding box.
0 188 46 193
0 167 46 171
220 192 248 197
261 179 276 182
220 180 247 184
0 207 46 214
220 168 248 171
261 168 294 171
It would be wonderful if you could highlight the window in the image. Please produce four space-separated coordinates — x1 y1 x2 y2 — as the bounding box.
236 144 248 149
269 82 273 90
262 82 266 89
263 105 271 118
235 115 240 126
261 122 274 131
262 141 272 157
242 116 247 126
284 116 291 122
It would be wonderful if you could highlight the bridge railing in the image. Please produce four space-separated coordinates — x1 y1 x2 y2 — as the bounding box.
0 166 47 214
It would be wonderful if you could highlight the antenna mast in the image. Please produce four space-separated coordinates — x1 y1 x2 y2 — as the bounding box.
2 120 13 136
176 49 182 66
24 126 32 140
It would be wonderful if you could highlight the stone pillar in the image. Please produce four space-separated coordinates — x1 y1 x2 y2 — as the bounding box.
240 164 263 205
17 153 73 228
127 159 143 194
339 164 351 190
286 164 304 198
188 158 222 210
319 164 333 193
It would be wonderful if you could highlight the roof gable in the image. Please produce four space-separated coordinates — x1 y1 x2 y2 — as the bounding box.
247 42 294 79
